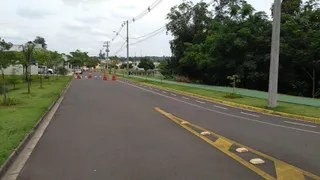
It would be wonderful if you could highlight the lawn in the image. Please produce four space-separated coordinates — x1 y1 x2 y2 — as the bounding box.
122 76 320 119
0 75 71 166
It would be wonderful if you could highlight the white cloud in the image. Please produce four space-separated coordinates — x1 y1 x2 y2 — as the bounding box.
0 0 274 56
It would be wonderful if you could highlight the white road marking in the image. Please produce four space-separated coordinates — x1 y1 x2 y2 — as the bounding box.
171 93 177 96
196 100 206 104
118 80 320 135
214 105 228 110
284 121 317 128
162 91 167 94
241 112 260 118
182 96 189 100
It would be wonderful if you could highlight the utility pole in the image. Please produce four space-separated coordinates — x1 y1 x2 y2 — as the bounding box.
268 0 281 108
103 41 110 73
126 20 129 76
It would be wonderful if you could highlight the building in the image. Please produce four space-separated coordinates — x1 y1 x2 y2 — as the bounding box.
2 44 42 75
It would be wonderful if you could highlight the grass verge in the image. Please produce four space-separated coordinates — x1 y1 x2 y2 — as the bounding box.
0 76 71 166
122 76 320 119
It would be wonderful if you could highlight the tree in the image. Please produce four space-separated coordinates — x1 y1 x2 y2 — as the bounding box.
138 58 155 71
120 63 133 69
21 42 36 94
227 74 241 93
0 38 14 79
68 49 89 68
33 36 47 49
85 57 100 69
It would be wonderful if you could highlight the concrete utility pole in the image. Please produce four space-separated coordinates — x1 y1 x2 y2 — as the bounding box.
126 20 129 76
103 41 110 73
268 0 281 108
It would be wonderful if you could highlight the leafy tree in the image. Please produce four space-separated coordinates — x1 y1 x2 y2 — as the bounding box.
33 36 47 49
21 42 36 94
158 59 172 77
68 49 89 68
120 63 133 69
165 0 320 98
138 58 155 71
85 57 100 69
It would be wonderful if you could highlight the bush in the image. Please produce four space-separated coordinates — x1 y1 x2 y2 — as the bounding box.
175 76 192 83
57 67 68 76
0 96 18 106
7 76 22 89
224 93 243 99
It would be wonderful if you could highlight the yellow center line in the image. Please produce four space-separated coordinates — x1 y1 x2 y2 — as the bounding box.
154 107 320 180
155 107 275 180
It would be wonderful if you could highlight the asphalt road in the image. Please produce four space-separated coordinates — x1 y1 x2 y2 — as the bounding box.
16 73 320 180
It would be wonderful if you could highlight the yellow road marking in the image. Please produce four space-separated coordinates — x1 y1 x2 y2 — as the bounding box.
155 107 320 180
275 161 305 180
155 107 275 180
214 138 232 151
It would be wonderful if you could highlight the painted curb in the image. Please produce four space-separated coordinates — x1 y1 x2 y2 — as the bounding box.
119 77 320 123
0 78 73 178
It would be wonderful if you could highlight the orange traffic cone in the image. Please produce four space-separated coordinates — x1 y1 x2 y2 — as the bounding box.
112 74 116 81
103 72 108 81
88 73 92 79
77 73 81 79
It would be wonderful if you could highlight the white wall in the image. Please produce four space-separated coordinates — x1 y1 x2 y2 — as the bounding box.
3 65 38 75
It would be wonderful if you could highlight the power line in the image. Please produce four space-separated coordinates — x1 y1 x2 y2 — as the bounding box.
130 27 166 46
130 26 166 40
111 0 163 43
112 41 126 56
131 0 163 23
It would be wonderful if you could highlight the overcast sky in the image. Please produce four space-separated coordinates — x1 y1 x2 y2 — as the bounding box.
0 0 273 57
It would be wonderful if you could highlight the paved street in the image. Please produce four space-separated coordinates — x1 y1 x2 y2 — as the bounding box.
16 73 320 180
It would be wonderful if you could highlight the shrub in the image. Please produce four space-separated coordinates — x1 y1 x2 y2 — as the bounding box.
57 67 68 76
224 93 243 99
175 76 192 83
0 96 18 106
7 76 22 89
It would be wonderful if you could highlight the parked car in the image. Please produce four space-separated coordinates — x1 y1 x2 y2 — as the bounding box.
47 68 54 74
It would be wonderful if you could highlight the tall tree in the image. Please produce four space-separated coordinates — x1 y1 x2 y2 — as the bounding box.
33 36 47 49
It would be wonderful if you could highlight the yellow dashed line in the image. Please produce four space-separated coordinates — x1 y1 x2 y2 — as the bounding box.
154 107 320 180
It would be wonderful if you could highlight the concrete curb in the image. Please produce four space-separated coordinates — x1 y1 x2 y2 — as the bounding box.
0 78 73 178
119 77 320 123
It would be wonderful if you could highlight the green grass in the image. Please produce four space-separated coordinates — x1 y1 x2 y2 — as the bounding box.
0 76 71 166
123 76 320 118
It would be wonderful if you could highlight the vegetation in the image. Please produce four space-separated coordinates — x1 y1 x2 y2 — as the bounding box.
124 76 320 118
138 58 155 71
164 0 320 98
0 76 71 165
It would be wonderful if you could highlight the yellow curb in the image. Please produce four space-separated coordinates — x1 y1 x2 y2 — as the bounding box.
135 81 320 123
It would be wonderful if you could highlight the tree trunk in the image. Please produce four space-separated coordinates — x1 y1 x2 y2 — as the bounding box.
2 80 7 105
40 73 43 88
1 68 7 105
312 69 315 98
